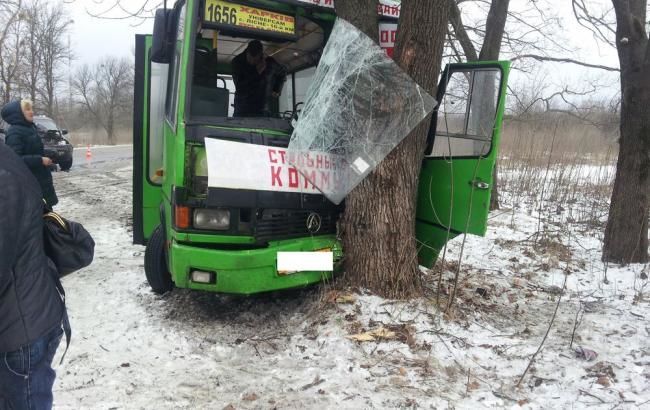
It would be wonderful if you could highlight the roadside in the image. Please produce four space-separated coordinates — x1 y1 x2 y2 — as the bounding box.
51 151 649 409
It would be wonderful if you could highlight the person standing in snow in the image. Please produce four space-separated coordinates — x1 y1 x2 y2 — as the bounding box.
1 99 58 207
0 142 70 410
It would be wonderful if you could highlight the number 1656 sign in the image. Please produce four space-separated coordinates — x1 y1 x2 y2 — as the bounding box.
204 0 296 37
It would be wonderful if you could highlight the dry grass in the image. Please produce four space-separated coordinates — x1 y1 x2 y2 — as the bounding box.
498 115 617 231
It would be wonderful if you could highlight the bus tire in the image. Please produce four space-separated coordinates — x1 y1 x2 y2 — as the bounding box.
145 225 173 294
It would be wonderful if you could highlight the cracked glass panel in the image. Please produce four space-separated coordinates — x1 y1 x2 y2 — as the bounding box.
287 18 437 205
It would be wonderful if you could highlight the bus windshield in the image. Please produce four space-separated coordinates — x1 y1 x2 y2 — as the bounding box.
189 11 326 124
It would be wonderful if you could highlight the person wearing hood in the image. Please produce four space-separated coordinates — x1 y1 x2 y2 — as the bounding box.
1 99 58 207
0 141 69 410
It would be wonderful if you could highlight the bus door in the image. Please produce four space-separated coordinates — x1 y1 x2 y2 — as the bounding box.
133 34 167 244
416 61 510 266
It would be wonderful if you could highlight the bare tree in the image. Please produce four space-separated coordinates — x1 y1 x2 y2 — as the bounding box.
72 57 133 144
0 0 22 102
573 0 650 264
36 1 73 116
20 0 42 104
336 0 449 298
72 0 161 25
603 0 649 263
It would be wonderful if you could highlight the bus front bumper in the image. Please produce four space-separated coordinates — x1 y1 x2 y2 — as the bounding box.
169 236 340 294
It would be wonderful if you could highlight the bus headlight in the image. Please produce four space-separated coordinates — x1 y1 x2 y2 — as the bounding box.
193 209 230 230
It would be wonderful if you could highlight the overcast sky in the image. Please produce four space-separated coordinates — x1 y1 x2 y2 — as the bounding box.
65 0 155 68
63 0 621 102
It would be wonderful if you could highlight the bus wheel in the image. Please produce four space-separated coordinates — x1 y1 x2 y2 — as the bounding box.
145 225 173 294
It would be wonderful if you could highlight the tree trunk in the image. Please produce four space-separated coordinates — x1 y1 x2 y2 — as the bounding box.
603 0 649 264
334 0 378 39
481 0 509 211
337 0 449 298
107 109 115 145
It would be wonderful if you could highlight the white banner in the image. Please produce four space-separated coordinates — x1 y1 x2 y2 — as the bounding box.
204 138 344 195
379 22 398 57
294 0 401 18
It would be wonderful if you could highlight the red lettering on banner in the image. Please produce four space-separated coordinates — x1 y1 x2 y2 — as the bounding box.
288 168 299 188
320 171 330 189
268 149 278 163
307 153 314 167
305 170 317 189
271 166 283 186
316 155 323 168
324 156 330 169
279 150 286 164
378 5 400 17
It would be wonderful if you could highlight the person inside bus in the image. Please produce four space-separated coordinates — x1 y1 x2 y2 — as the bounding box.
231 40 286 117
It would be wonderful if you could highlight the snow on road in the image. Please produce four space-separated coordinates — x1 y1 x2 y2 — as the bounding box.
51 158 649 409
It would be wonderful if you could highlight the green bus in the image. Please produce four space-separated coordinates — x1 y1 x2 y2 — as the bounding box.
132 0 510 295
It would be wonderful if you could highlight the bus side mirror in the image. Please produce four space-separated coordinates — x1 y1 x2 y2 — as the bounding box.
152 8 172 64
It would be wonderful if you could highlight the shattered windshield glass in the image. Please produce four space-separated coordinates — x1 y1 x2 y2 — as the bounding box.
287 18 437 205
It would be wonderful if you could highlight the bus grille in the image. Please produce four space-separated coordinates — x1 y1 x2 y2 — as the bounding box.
255 209 337 243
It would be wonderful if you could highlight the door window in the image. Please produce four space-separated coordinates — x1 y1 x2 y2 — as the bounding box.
429 69 501 158
149 62 169 184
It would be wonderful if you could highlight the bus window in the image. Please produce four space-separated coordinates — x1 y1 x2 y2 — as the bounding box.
149 62 168 184
189 15 324 122
430 69 501 158
165 4 186 128
279 66 317 118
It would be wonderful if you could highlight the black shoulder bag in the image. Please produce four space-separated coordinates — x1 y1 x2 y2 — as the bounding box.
43 207 95 277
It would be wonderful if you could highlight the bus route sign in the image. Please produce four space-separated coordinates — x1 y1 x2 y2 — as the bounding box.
204 0 296 37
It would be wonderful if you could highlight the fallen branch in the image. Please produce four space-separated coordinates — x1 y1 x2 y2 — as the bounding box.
300 375 325 391
570 302 584 349
517 273 568 387
578 388 605 403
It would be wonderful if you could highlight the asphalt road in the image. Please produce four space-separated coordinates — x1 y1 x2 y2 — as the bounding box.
53 144 134 200
69 144 133 171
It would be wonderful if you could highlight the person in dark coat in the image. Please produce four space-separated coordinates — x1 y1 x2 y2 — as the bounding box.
0 142 69 410
231 40 286 117
1 99 58 207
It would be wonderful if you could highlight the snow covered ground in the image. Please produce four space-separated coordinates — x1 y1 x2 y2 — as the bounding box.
51 158 649 409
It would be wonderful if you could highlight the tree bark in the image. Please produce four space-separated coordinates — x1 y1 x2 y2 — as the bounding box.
337 0 449 298
482 0 509 211
603 0 649 264
334 0 378 40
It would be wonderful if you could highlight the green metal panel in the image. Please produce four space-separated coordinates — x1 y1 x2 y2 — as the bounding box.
136 35 164 242
416 61 510 267
170 235 342 294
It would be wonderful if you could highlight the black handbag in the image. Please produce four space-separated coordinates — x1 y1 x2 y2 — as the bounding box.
43 209 95 277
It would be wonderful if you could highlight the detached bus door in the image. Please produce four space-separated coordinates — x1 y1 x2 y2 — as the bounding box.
416 61 510 266
133 34 167 244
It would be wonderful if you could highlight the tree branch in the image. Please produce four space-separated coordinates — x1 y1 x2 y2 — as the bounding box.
512 54 620 71
479 0 509 60
448 0 478 60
